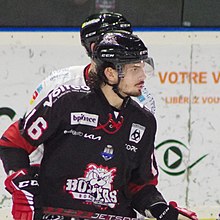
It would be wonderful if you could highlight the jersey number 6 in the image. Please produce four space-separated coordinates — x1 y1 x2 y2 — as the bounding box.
27 117 47 140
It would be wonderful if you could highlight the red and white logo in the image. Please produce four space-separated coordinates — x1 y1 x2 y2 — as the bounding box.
65 163 117 209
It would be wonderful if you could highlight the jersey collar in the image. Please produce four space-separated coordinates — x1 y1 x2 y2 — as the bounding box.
83 63 91 85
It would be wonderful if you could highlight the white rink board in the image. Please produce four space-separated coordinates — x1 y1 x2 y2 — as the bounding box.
0 30 220 220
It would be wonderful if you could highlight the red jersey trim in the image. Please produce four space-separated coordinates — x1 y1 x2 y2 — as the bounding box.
83 63 91 84
0 121 36 154
128 178 158 194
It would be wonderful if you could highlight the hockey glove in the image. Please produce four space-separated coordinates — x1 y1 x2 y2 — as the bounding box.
4 166 42 220
169 201 198 220
149 203 179 220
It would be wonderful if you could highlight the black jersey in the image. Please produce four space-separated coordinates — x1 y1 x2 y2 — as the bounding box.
20 84 161 217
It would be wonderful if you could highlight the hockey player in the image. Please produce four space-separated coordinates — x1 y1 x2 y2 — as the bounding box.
0 12 134 167
27 12 155 116
1 12 155 166
26 12 137 164
0 31 178 220
27 12 135 114
0 13 156 220
0 12 134 220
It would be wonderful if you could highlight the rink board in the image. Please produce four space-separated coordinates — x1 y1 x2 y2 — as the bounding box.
0 29 220 219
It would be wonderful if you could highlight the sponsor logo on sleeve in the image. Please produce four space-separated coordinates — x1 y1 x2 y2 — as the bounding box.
30 84 43 105
43 85 90 107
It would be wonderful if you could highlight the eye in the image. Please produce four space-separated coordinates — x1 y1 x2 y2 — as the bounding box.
132 67 138 71
155 139 208 176
132 67 139 72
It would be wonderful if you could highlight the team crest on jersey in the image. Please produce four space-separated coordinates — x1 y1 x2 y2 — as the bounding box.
129 123 145 143
65 163 117 209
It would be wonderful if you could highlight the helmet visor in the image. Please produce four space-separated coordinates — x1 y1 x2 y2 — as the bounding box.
145 57 154 77
118 58 154 79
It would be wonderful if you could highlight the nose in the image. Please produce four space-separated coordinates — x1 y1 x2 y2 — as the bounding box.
139 69 147 81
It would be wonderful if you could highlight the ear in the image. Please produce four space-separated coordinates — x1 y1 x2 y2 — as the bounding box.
104 67 118 84
90 42 95 53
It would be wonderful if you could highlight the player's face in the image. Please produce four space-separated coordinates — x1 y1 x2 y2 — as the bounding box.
118 61 146 97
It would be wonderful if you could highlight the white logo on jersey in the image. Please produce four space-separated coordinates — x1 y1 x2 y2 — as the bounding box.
125 144 138 152
65 163 117 208
129 123 145 143
64 129 101 140
43 85 90 107
71 112 98 127
84 133 101 141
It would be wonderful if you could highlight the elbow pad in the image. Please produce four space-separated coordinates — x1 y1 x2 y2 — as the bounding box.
149 203 179 220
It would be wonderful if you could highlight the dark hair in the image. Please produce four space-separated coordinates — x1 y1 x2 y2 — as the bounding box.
87 62 116 89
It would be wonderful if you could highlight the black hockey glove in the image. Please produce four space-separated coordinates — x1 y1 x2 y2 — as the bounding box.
4 166 42 220
149 203 179 220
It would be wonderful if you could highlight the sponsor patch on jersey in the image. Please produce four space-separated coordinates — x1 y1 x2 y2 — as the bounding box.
125 143 138 153
129 123 145 143
64 129 101 141
43 85 90 107
101 145 114 161
29 84 43 105
65 163 117 208
70 112 98 127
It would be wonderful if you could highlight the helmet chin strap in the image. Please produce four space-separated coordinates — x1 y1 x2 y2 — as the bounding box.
105 79 126 100
111 64 128 100
112 83 126 100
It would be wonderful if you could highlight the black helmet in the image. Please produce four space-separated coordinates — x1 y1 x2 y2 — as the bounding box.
93 30 150 68
80 12 132 57
90 31 154 99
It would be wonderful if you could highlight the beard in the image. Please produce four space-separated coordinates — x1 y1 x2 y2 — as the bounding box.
118 87 142 97
118 82 143 97
126 89 142 97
